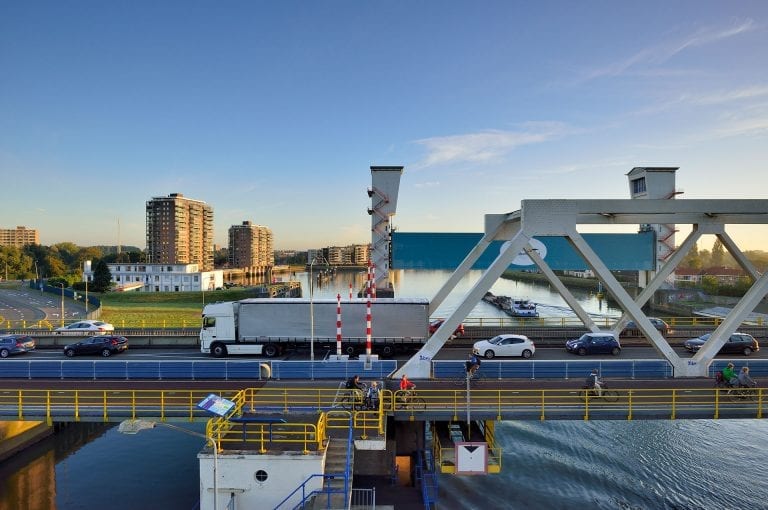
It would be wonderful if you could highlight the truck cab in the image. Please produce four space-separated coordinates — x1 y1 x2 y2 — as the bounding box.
200 302 237 357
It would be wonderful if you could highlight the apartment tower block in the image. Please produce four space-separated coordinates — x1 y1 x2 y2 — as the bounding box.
228 221 274 268
0 226 39 247
146 193 214 271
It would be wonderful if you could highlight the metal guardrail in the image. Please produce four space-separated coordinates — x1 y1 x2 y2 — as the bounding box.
2 358 767 381
2 315 766 332
0 385 764 425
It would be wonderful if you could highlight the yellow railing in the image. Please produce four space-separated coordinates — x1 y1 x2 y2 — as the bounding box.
2 387 764 424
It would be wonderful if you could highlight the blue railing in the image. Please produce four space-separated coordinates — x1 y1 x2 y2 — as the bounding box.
3 358 767 380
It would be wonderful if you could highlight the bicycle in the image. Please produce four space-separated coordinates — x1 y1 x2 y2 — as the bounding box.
452 370 483 387
579 383 619 403
339 382 368 411
395 389 426 411
728 384 758 402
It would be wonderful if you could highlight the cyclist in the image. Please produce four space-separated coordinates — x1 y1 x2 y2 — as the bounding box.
400 374 416 392
586 368 603 397
466 353 481 378
722 363 737 387
737 366 756 388
365 381 381 409
399 374 416 408
345 374 364 391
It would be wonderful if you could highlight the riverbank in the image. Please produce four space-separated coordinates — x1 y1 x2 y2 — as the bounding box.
501 270 768 316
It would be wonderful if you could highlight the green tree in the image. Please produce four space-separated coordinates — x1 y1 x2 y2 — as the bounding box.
92 259 113 292
682 242 702 269
700 275 720 295
711 239 725 267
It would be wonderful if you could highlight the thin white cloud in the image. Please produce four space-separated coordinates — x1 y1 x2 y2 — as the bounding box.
582 19 757 82
413 122 569 168
413 181 441 189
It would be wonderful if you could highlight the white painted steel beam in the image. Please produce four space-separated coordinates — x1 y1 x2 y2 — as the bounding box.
395 232 532 379
525 246 599 332
613 228 704 334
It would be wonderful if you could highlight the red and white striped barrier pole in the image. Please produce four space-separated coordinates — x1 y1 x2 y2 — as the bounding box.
371 263 376 301
365 297 372 357
349 283 353 301
336 293 342 356
365 259 371 297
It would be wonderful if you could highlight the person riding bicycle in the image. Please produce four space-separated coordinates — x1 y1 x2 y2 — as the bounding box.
466 353 481 378
586 368 603 397
399 374 417 407
722 363 738 387
400 374 416 392
365 381 381 409
737 366 756 388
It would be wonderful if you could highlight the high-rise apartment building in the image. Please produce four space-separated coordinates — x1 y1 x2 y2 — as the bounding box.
146 193 214 271
228 221 274 268
0 226 39 247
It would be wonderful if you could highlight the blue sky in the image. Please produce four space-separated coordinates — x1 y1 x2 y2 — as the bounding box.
2 1 767 251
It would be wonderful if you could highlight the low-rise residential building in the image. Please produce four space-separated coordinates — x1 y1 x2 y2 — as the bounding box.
83 261 223 292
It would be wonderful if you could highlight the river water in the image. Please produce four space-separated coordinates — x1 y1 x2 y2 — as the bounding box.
2 269 766 510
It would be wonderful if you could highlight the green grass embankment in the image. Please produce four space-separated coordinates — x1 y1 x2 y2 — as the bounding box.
98 289 262 328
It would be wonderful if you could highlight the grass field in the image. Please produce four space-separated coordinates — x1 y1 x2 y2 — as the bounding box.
99 289 262 328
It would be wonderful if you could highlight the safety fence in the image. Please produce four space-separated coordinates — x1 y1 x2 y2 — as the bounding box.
4 314 765 332
0 386 764 426
3 358 768 381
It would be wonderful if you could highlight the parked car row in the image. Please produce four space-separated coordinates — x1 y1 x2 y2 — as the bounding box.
0 333 129 358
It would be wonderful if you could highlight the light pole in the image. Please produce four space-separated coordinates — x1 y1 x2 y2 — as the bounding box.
118 420 219 510
58 283 65 328
309 254 328 362
84 276 88 314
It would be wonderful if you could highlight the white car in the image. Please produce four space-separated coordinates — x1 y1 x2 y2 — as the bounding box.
473 334 535 359
55 320 115 334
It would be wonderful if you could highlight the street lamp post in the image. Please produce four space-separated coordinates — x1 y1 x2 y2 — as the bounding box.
85 276 88 314
118 420 219 510
58 283 65 328
308 254 328 362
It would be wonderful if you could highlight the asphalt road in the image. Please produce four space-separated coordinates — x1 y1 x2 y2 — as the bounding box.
0 285 84 324
16 344 768 362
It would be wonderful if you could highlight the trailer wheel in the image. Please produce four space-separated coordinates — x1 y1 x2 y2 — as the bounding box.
263 344 279 358
211 343 228 358
380 345 394 358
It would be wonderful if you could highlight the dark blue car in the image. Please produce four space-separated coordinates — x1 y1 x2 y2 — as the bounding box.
0 334 36 358
565 333 621 356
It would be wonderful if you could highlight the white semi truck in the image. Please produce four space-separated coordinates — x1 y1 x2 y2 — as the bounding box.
200 297 430 358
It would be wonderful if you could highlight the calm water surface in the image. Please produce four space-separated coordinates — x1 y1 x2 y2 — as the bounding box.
2 270 762 509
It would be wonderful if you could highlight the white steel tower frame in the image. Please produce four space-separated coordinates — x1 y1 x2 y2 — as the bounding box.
395 199 768 379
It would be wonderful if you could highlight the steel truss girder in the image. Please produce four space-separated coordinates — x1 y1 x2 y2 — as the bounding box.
395 199 768 379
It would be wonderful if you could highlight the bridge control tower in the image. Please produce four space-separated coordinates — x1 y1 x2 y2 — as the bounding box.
627 167 681 289
367 166 403 297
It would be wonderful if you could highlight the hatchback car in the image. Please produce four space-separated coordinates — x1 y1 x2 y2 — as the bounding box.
429 319 465 338
624 317 670 334
566 333 621 356
55 320 115 334
684 332 759 356
0 335 36 358
473 334 535 359
63 335 128 357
